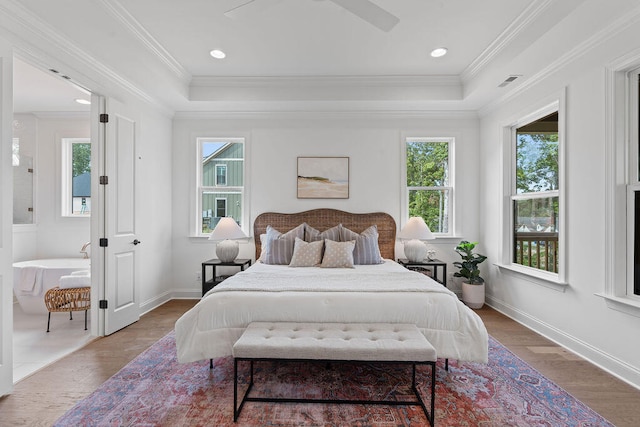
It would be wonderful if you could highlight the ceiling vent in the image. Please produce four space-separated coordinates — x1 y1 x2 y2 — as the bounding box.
498 75 521 88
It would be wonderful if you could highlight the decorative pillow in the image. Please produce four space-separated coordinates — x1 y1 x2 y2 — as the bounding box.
340 225 384 265
289 238 324 267
320 239 355 268
262 223 306 265
305 224 342 243
258 233 267 262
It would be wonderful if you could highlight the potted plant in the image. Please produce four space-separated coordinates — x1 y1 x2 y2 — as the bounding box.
453 241 487 309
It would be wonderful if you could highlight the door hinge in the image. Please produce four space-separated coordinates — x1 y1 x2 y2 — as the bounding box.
99 300 108 309
99 175 108 185
99 238 108 247
99 113 109 123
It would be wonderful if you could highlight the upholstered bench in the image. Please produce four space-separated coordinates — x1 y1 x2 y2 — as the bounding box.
232 322 437 426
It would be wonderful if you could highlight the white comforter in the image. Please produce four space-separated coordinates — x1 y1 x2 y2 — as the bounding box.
175 260 488 364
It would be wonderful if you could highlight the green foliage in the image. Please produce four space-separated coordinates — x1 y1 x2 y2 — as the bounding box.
406 141 449 233
72 143 91 178
453 241 487 284
516 132 558 194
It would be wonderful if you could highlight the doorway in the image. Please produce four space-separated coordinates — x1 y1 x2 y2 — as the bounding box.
11 57 94 382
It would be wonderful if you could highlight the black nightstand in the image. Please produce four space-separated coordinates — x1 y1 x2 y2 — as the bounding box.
397 258 447 286
202 258 251 296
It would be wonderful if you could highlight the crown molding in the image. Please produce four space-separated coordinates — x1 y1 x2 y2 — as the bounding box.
461 0 554 83
173 109 478 121
478 4 640 117
190 75 462 102
98 0 191 83
0 0 167 109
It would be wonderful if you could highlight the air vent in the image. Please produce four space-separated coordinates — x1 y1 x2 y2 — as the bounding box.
498 75 521 88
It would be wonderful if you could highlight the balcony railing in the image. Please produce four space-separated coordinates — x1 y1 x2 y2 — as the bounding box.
514 232 558 273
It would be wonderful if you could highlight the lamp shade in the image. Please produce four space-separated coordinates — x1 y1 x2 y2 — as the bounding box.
398 217 434 241
208 217 248 262
208 217 247 241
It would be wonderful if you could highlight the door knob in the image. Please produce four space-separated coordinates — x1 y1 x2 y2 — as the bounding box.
132 239 141 245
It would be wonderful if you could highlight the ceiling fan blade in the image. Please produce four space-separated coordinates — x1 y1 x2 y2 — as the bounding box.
328 0 399 32
224 0 283 19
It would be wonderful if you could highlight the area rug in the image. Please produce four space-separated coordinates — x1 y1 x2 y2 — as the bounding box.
54 332 613 427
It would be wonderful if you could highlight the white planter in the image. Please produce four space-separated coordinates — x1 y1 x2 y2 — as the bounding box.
462 282 485 309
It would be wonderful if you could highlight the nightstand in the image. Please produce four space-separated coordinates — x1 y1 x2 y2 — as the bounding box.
397 258 447 286
202 258 251 296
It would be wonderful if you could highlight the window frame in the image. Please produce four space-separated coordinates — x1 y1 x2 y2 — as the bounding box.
215 164 227 186
600 57 640 316
498 96 566 287
61 137 91 218
194 136 247 237
401 136 455 237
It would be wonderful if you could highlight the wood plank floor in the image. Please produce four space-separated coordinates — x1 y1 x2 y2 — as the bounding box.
1 300 638 426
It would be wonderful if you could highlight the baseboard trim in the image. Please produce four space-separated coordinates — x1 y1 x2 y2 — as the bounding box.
486 295 640 391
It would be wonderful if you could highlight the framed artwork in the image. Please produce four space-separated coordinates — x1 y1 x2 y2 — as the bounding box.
297 157 349 199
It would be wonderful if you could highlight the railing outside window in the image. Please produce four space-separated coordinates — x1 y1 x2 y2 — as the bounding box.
514 232 558 272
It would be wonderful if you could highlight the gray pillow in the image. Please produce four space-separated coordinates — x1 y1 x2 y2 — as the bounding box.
305 224 342 242
262 223 306 265
340 225 384 265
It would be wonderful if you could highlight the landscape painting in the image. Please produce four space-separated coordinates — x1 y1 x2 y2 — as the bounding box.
297 157 349 199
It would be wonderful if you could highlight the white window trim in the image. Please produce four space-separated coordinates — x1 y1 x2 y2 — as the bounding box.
400 136 455 237
496 93 566 289
599 56 640 317
193 136 249 238
61 137 91 218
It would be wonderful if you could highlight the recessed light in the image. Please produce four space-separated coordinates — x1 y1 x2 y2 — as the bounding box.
430 47 448 58
75 98 91 105
210 49 226 59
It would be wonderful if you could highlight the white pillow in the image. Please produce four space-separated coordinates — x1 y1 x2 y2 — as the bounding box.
289 238 323 267
320 239 355 268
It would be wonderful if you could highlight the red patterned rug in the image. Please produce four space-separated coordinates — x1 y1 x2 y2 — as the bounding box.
54 332 613 426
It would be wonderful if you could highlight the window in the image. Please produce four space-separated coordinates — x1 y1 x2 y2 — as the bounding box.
404 137 453 235
215 164 227 186
197 138 245 235
61 138 91 217
502 100 564 284
513 112 559 273
627 68 640 299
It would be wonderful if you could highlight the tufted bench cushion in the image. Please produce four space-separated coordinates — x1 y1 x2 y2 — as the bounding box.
233 322 436 362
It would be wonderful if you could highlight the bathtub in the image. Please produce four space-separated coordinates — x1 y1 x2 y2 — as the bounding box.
13 258 91 314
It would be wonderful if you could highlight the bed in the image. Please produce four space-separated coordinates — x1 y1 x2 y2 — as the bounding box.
175 209 488 364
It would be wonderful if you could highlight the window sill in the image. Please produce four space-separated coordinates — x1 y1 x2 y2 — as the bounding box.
495 262 568 292
595 293 640 318
430 236 464 244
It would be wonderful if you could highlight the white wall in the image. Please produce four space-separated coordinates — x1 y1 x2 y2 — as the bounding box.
479 18 640 389
171 113 480 296
12 113 91 261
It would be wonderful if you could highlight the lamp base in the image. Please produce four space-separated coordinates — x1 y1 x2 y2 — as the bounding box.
216 239 239 262
404 239 427 262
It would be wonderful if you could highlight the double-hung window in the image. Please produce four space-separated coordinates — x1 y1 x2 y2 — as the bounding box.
404 137 453 235
504 100 565 284
197 138 245 235
512 112 559 273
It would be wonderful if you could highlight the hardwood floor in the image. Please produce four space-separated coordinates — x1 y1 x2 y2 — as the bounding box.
1 300 638 426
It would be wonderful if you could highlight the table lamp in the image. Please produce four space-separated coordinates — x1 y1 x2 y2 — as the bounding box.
398 217 434 262
208 217 248 262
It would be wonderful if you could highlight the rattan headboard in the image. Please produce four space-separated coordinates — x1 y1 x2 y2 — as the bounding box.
253 209 396 260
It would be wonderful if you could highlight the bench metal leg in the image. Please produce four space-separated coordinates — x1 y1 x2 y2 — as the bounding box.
47 313 51 333
233 359 435 426
84 310 88 330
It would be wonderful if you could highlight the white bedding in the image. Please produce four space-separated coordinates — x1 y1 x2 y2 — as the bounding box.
175 260 488 364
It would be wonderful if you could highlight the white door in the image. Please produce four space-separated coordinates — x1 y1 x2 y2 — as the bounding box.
98 97 140 335
0 48 14 396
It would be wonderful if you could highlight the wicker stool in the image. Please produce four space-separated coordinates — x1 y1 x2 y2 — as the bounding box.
44 286 91 332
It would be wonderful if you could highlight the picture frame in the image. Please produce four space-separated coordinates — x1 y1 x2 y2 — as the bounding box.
297 157 349 199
